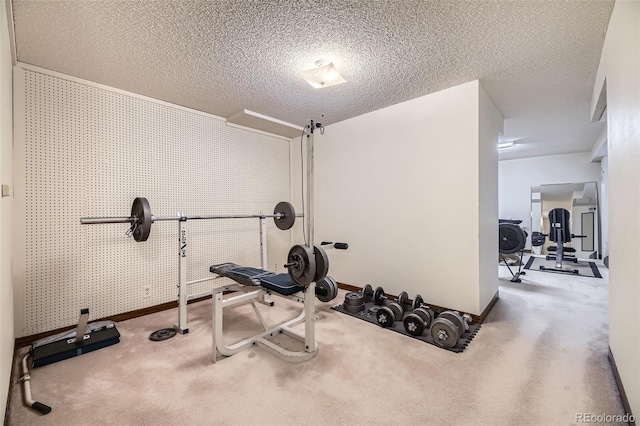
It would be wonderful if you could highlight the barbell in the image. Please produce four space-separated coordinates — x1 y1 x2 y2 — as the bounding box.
80 197 301 242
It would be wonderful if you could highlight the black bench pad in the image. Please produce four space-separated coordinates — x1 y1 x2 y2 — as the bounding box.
259 273 305 296
210 263 304 295
209 263 272 286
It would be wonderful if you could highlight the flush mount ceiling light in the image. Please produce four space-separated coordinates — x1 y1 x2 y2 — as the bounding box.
301 60 346 89
498 140 516 150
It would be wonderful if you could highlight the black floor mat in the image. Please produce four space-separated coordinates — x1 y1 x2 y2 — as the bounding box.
589 262 603 278
524 256 535 269
523 256 602 278
332 302 481 353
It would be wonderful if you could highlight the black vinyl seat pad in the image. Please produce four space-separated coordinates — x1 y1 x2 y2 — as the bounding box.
331 303 481 353
209 263 305 295
260 273 306 295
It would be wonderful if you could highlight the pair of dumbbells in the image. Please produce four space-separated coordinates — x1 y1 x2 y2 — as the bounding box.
430 311 472 348
397 291 435 336
403 304 434 337
374 288 424 328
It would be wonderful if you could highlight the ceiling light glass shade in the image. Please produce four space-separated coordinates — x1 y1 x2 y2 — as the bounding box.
301 62 346 88
498 141 516 150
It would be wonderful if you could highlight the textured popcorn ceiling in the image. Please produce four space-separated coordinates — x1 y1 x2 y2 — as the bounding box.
12 0 613 159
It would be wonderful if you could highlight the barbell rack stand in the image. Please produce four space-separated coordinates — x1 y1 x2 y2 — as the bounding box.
78 120 321 363
80 208 299 334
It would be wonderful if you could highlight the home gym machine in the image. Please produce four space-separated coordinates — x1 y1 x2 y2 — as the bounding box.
79 119 337 362
206 120 330 362
539 207 585 275
498 219 528 283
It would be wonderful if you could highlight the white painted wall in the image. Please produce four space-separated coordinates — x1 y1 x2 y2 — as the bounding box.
13 64 292 337
531 199 542 254
477 83 502 311
304 80 502 315
600 156 609 258
0 2 13 419
592 0 640 416
498 152 601 247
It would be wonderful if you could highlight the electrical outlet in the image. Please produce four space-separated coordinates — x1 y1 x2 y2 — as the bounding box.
143 286 151 298
274 263 278 270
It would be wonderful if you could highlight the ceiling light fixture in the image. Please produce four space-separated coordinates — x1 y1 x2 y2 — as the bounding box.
301 60 346 89
498 141 516 150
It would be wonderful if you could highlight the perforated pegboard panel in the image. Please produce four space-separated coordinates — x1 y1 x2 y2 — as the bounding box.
16 66 291 335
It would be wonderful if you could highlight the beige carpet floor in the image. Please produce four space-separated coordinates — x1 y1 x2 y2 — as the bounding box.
6 260 625 425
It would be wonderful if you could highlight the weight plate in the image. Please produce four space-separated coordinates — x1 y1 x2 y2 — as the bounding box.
362 284 373 302
273 201 296 230
414 307 432 328
397 291 409 307
499 223 526 254
412 294 424 310
531 231 546 247
438 311 465 335
388 302 404 321
343 301 365 313
314 245 329 282
287 244 316 286
374 287 386 305
316 277 334 303
149 328 177 341
344 291 364 306
430 318 460 348
327 276 339 301
131 197 152 242
404 313 425 336
368 305 381 314
376 306 394 328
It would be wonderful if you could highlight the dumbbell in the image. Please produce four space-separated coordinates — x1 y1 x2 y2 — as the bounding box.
461 313 472 332
396 291 425 311
375 301 404 328
373 286 389 305
342 284 374 313
430 311 472 348
360 284 374 303
373 286 407 306
370 286 403 327
403 306 433 336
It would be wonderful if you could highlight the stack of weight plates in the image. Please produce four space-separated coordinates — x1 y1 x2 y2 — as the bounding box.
343 292 365 312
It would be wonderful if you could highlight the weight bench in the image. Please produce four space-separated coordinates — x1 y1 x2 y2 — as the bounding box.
208 263 317 363
540 208 584 275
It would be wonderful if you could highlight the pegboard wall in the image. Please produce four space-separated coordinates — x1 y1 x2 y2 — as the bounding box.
14 64 292 336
